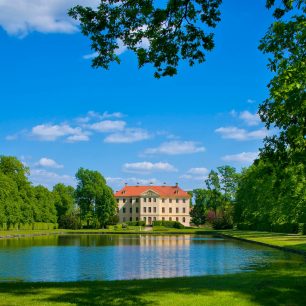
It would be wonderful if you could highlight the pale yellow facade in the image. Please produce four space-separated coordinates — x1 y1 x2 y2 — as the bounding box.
116 189 191 227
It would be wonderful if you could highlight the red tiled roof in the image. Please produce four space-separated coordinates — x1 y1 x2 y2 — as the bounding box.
114 185 191 198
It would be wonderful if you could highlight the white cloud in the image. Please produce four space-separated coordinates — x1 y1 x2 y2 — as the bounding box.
144 141 205 155
215 126 268 141
247 99 256 104
87 120 126 132
35 157 63 169
105 128 151 143
179 167 209 181
222 152 259 164
83 38 128 59
76 111 125 124
187 168 209 175
0 0 98 37
239 111 261 126
29 169 75 189
123 162 177 174
31 123 89 142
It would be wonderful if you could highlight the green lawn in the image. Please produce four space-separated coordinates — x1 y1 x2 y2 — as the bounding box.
220 230 306 252
0 260 305 306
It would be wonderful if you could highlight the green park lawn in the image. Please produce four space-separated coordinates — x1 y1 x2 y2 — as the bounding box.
220 230 306 252
0 259 305 306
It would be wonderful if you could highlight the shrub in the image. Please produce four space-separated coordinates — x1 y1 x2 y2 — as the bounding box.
298 223 306 235
121 223 128 229
271 223 299 234
58 214 82 230
126 221 145 226
152 220 185 229
236 223 252 230
211 217 233 230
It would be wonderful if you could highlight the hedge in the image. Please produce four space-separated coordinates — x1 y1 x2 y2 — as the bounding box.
152 220 185 229
271 223 299 234
0 222 58 231
236 222 304 234
126 221 146 227
298 223 306 235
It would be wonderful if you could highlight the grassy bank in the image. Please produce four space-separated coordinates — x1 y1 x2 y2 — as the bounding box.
0 259 305 306
0 226 209 238
219 230 306 253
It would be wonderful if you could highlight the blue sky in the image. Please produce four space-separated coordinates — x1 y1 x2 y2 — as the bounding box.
0 0 275 191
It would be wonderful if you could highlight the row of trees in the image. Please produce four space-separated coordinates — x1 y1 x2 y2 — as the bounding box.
0 156 117 230
190 166 240 229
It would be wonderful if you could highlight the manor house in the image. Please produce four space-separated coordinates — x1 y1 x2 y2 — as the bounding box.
115 184 191 227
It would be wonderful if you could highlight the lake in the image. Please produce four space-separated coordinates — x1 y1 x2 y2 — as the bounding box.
0 234 303 282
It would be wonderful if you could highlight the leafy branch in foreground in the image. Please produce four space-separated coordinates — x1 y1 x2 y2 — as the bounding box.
68 0 221 78
259 0 306 165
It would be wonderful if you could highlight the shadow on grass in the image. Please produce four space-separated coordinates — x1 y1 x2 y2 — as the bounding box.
1 262 306 306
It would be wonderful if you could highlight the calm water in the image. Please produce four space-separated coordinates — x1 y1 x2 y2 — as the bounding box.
0 234 303 282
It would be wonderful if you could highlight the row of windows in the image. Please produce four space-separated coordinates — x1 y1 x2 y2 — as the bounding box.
122 207 186 214
117 198 187 204
122 217 187 223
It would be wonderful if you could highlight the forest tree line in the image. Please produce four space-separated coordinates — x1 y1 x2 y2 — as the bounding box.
0 156 117 230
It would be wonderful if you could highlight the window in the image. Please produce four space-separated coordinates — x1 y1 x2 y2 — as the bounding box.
136 207 139 213
169 199 172 203
162 217 165 221
169 217 172 221
129 217 132 221
153 217 156 221
116 199 119 203
136 217 139 221
123 198 126 203
176 199 179 203
144 198 147 202
130 207 132 213
153 207 156 213
183 208 186 213
162 198 165 203
153 198 156 202
136 198 139 203
130 198 133 203
169 208 172 213
149 207 152 213
144 207 147 213
123 217 126 222
176 207 179 213
176 217 179 221
183 199 186 203
162 207 165 213
144 217 146 222
123 207 126 213
183 217 186 223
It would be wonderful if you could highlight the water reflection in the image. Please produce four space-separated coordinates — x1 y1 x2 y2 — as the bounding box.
0 234 303 282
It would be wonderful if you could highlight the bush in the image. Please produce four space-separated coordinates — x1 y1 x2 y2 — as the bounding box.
255 222 271 232
126 221 145 226
58 214 82 230
236 222 252 230
211 217 233 230
271 223 299 234
298 223 306 235
121 223 128 229
152 220 185 229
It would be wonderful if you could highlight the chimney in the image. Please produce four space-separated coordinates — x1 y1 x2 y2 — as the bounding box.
125 182 128 187
175 182 178 187
137 182 139 186
163 182 166 186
